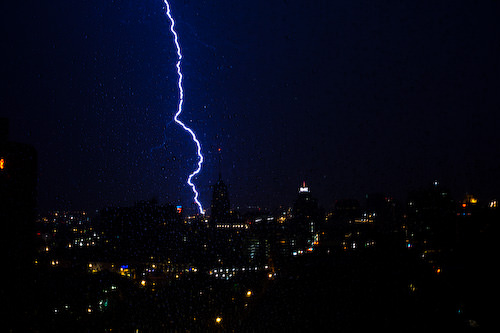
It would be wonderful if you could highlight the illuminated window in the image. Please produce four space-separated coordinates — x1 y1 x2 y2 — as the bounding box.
0 158 4 170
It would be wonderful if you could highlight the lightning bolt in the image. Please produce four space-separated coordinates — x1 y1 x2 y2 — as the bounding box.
163 0 204 214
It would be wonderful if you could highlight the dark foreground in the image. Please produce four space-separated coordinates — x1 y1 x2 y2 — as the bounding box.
6 240 492 332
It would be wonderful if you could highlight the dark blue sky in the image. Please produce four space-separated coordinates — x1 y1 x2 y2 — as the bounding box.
2 0 499 213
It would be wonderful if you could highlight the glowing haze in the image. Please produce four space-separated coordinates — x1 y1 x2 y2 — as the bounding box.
163 0 204 214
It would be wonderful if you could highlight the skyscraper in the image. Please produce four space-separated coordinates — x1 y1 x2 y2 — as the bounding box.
290 181 320 249
210 173 230 227
1 118 37 329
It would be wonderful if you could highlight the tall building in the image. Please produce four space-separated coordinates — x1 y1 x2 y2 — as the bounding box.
1 118 37 268
290 182 320 249
210 173 230 227
1 118 37 329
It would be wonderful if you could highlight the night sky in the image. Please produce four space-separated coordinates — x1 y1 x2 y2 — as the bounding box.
2 0 499 213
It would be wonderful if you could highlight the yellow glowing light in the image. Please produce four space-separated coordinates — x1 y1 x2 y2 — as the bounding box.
470 198 478 204
215 316 222 324
246 290 252 297
0 158 4 170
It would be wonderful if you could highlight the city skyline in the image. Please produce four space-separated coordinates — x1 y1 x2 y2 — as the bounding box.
10 162 497 330
3 111 497 331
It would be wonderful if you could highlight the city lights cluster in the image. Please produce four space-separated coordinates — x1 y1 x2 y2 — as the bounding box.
209 265 273 280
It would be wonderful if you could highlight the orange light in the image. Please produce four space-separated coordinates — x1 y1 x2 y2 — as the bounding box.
0 158 4 170
462 203 467 208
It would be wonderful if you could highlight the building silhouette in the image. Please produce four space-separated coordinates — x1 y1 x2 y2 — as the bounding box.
209 173 230 227
97 200 181 261
406 180 456 253
1 118 37 269
289 182 320 249
1 118 37 329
